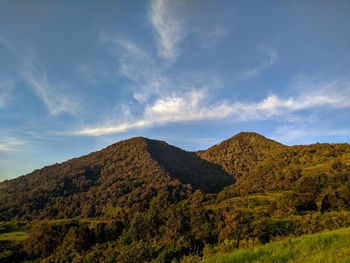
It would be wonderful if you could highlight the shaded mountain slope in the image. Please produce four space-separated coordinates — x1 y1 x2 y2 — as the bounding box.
1 132 349 221
1 133 350 263
147 139 235 193
0 137 233 220
195 132 350 200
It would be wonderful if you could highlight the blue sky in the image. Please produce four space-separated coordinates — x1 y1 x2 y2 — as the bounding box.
1 0 350 180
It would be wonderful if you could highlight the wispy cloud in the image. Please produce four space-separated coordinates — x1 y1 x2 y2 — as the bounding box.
234 47 278 80
194 26 227 48
150 0 185 60
77 64 109 85
100 35 170 102
75 80 350 136
22 56 80 116
0 35 19 55
70 13 348 139
116 40 157 84
0 80 14 108
75 88 218 136
0 34 80 116
271 125 350 145
0 137 26 152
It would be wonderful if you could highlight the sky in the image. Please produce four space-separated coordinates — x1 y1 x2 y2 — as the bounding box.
0 0 350 180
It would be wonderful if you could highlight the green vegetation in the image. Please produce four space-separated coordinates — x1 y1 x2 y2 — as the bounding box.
0 221 30 263
0 232 28 242
204 227 350 263
0 137 233 221
197 132 286 180
0 132 349 262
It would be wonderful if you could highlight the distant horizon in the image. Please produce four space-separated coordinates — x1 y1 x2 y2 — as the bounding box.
1 0 349 180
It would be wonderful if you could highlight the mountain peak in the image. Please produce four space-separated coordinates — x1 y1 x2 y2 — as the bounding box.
197 132 286 178
228 132 283 145
234 131 263 137
226 132 283 146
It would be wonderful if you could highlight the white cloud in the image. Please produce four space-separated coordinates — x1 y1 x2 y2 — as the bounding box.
22 57 80 116
0 34 80 116
116 40 157 84
253 92 350 117
150 1 229 59
150 0 185 60
75 81 350 136
73 22 348 138
234 47 279 80
100 35 170 102
0 137 26 152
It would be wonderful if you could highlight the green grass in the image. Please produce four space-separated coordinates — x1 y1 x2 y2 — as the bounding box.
0 231 29 242
207 192 281 211
204 228 350 263
302 152 350 176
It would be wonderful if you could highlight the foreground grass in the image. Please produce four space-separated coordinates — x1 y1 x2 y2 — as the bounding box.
204 227 350 263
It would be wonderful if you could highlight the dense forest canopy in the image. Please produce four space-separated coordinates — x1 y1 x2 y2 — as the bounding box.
1 132 350 262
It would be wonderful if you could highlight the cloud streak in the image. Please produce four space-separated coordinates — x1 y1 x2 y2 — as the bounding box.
22 56 80 116
75 82 350 136
0 137 26 152
100 35 170 102
0 34 80 116
0 80 14 108
271 125 350 145
150 0 185 60
234 47 279 80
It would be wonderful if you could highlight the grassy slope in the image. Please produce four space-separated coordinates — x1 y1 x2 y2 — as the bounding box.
204 227 350 263
0 231 28 242
302 152 350 176
0 231 29 262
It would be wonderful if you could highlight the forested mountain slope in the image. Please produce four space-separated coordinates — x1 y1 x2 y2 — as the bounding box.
232 143 350 194
1 133 349 221
0 137 233 220
197 132 286 179
1 132 350 262
199 133 350 205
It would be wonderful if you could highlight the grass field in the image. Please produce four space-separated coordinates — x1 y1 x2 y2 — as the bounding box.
0 231 29 261
0 231 29 242
302 152 350 176
204 227 350 263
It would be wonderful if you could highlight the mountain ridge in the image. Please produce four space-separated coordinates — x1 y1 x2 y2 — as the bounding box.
1 132 349 221
0 135 233 220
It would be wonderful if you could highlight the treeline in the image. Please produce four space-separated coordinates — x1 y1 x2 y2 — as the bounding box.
0 137 235 221
0 138 192 220
1 133 350 262
4 188 350 262
218 144 350 205
1 133 349 221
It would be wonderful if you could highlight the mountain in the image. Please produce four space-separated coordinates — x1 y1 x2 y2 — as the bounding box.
0 137 233 220
146 138 234 192
200 133 350 198
197 132 286 179
1 132 349 221
1 132 350 263
231 142 350 194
